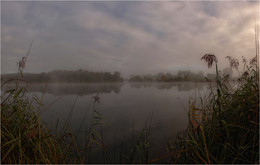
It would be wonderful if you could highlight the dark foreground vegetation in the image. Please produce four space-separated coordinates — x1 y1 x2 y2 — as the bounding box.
169 54 259 164
1 85 75 163
1 42 259 163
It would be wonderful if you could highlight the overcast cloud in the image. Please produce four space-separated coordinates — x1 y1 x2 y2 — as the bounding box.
1 1 259 77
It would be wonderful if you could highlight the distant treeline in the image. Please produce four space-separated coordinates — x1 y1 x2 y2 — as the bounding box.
1 70 124 83
2 70 227 83
128 71 216 82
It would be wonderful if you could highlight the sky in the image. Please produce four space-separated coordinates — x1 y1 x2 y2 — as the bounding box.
1 1 259 78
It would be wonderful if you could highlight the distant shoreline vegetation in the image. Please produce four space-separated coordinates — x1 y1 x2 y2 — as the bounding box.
2 69 237 83
128 70 235 82
1 70 123 83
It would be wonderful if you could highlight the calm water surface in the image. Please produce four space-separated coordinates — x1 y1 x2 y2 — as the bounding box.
11 82 209 163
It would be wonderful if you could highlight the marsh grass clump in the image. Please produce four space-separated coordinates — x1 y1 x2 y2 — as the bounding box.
171 55 259 164
1 43 81 164
1 86 68 163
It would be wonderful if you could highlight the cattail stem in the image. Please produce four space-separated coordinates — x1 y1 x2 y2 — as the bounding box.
215 64 222 131
255 20 259 86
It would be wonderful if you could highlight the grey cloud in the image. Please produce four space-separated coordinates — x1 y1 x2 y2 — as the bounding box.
1 1 259 77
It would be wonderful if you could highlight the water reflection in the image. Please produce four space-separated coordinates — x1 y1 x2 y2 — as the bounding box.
129 82 207 91
27 83 123 96
2 82 209 163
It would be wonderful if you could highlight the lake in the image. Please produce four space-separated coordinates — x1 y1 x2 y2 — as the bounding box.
4 82 209 163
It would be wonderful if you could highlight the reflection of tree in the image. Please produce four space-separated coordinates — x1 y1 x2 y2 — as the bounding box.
176 83 206 92
129 83 153 89
129 82 207 92
156 83 175 90
176 83 193 91
26 83 123 96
